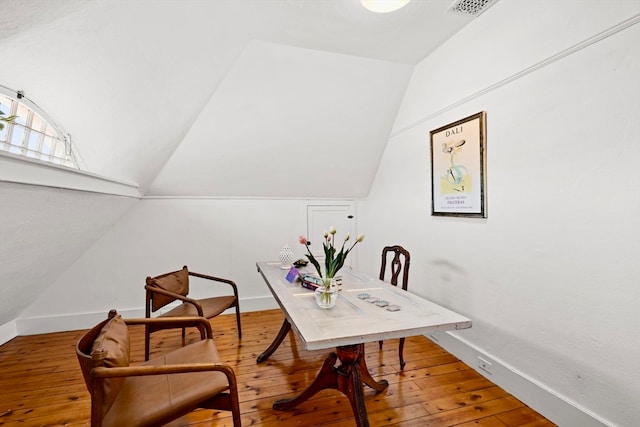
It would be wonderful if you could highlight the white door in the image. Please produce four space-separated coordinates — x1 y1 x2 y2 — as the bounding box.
306 203 356 269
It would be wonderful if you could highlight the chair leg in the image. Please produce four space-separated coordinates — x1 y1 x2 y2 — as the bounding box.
144 327 150 361
235 304 242 339
378 340 383 350
181 327 186 346
399 337 406 370
230 389 241 427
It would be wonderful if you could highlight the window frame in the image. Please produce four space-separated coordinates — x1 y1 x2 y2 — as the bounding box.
0 85 85 170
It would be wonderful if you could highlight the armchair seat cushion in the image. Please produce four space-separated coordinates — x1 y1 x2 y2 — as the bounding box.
103 339 228 427
160 295 237 319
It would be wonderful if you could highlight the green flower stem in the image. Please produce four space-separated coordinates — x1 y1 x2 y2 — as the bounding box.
301 229 364 280
320 278 334 304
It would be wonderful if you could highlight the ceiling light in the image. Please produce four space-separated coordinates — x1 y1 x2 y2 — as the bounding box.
361 0 412 13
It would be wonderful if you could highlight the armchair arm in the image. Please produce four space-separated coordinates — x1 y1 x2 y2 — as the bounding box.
90 359 238 422
188 271 240 298
125 316 213 338
92 362 236 379
145 284 205 316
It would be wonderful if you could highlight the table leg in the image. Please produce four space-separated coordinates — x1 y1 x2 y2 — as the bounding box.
256 318 291 363
358 344 389 393
273 344 388 427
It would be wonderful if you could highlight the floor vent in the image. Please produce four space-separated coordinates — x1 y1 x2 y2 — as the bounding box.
446 0 497 16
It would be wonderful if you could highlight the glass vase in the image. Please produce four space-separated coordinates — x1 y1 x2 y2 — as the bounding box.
314 278 338 309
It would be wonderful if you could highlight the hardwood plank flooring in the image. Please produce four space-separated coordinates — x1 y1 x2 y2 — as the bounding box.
0 309 556 427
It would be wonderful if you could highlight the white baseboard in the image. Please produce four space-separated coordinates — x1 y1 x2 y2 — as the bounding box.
0 320 18 346
15 307 145 337
10 295 279 339
427 331 615 427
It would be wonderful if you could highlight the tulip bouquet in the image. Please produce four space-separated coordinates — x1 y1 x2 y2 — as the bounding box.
299 226 365 280
299 227 364 306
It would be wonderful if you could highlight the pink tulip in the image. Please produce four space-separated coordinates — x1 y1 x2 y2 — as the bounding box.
299 235 308 245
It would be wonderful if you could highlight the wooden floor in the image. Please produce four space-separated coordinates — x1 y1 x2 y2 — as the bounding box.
0 309 555 427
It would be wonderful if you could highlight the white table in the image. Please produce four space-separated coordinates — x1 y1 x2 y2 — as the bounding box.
256 261 472 427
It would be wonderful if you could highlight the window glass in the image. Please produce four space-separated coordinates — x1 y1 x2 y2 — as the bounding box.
14 103 29 126
0 96 9 142
27 131 41 152
41 136 54 156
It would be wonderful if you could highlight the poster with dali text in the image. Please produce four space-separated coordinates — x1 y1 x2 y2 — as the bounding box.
430 111 487 218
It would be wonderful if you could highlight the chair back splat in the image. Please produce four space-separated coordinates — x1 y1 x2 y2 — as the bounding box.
379 245 410 290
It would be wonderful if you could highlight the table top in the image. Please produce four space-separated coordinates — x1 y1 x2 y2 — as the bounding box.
257 262 472 351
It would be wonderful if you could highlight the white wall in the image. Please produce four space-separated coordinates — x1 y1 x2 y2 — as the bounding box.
0 180 138 328
363 1 640 426
19 197 366 330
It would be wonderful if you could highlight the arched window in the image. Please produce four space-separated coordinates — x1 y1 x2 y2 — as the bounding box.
0 86 84 169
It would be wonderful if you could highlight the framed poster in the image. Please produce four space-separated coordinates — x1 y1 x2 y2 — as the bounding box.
430 111 487 218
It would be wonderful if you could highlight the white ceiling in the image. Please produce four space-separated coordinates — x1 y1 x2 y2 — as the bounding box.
0 0 477 197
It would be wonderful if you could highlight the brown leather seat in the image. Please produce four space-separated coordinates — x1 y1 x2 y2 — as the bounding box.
379 245 411 370
76 310 241 427
144 265 241 360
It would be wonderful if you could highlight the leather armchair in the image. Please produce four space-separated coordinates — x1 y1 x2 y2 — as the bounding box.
76 310 241 427
144 265 241 360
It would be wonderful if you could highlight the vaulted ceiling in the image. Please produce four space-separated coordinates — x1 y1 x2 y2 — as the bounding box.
0 0 477 197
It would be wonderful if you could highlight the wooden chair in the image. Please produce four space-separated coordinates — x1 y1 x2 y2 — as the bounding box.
379 245 411 369
144 265 241 360
76 310 241 427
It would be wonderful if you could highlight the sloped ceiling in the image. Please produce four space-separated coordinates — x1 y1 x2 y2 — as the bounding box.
148 40 411 197
0 0 475 196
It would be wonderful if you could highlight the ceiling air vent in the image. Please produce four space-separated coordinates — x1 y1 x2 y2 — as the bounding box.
446 0 497 16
